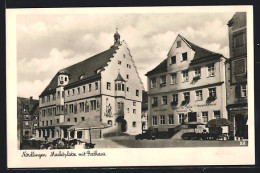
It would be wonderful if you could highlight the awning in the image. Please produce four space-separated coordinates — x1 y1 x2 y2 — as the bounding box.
68 119 111 131
206 118 232 127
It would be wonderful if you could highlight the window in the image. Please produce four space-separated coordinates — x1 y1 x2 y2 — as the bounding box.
151 77 157 88
182 52 188 61
81 117 85 121
56 119 60 123
53 107 56 116
47 95 50 102
136 90 139 96
126 74 129 79
89 84 92 91
62 91 64 98
208 64 215 77
118 83 121 90
83 86 86 93
107 82 111 90
77 87 80 94
122 84 125 91
67 118 70 122
69 104 74 113
196 90 203 101
209 88 216 97
67 90 70 97
241 85 247 97
133 102 136 106
182 70 189 82
214 111 220 119
127 87 129 92
195 68 201 77
108 120 112 125
171 56 176 64
127 64 131 68
118 60 122 65
160 76 166 87
57 91 60 98
72 89 75 95
127 108 129 113
42 121 44 126
162 96 167 105
152 116 158 126
74 118 77 122
95 82 98 90
171 73 177 84
168 114 174 125
90 100 97 110
79 102 85 112
132 121 136 127
172 94 178 102
184 92 190 101
42 97 45 103
233 33 245 48
233 59 245 74
133 109 136 114
160 115 165 125
46 121 48 126
77 131 82 138
179 114 185 124
202 112 208 123
65 77 67 81
152 97 158 107
53 94 56 101
177 40 181 48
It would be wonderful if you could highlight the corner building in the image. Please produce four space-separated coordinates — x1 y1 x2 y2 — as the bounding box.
146 35 227 136
36 31 143 141
226 12 248 139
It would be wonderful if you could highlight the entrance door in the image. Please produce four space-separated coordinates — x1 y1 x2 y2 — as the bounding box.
235 114 245 137
188 112 197 122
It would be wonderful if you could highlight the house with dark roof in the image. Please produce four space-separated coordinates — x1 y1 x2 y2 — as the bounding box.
36 30 143 141
17 96 39 148
226 12 248 139
146 34 227 138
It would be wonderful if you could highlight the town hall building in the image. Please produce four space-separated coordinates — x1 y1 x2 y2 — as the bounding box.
36 30 143 141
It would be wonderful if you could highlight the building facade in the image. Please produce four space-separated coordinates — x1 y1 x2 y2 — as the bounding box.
17 97 39 148
226 12 248 139
36 30 143 141
146 35 227 136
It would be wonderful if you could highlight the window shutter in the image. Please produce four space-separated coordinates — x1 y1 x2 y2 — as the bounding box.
235 85 241 98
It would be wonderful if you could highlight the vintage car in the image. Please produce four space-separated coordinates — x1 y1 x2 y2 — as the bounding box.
135 130 156 140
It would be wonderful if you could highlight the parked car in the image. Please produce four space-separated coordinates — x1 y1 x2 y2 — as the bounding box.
135 130 156 140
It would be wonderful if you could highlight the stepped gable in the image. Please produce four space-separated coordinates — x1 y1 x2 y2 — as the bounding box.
40 46 119 96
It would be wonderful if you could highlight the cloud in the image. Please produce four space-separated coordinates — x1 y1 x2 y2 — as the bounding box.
16 12 235 96
17 79 50 98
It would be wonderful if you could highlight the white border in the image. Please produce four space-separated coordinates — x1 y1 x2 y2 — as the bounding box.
6 6 255 168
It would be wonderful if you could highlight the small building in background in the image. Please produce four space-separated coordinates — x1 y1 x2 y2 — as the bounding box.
226 12 248 139
141 90 148 130
17 97 39 148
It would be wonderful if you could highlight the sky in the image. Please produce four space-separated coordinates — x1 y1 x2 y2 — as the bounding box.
16 10 235 99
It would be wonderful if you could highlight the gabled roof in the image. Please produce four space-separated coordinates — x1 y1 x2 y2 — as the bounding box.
146 35 223 76
40 45 119 96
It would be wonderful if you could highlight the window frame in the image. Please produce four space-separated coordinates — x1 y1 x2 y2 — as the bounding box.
195 90 203 101
152 116 158 126
168 114 174 125
159 115 166 125
182 70 189 82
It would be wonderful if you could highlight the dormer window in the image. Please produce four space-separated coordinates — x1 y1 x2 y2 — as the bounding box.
79 75 84 80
